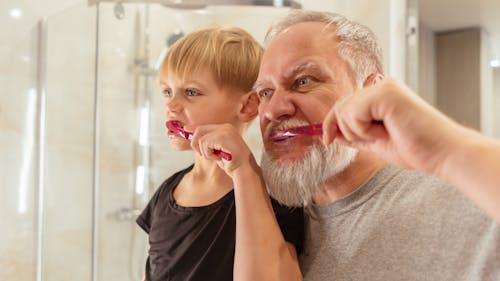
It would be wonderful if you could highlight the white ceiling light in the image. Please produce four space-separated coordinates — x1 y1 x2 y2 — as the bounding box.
491 59 500 68
9 8 22 18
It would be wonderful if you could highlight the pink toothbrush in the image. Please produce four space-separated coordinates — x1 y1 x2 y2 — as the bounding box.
269 123 342 141
166 120 232 161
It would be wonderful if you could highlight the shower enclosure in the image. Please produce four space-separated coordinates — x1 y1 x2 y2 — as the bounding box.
0 1 296 280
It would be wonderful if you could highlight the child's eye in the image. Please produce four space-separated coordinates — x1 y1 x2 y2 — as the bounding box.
258 89 273 99
163 89 172 97
186 89 200 97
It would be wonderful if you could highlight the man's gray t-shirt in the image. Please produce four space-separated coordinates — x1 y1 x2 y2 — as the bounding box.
299 165 500 281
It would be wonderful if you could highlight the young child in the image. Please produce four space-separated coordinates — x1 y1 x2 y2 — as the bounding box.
136 26 303 281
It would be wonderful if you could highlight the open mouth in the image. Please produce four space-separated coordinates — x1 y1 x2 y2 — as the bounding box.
269 131 295 142
166 120 194 140
165 120 231 160
269 124 323 142
167 121 180 133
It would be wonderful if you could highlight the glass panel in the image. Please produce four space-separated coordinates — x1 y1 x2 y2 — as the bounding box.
43 2 96 281
0 21 40 281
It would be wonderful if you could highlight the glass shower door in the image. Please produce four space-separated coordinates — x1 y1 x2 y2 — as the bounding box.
42 2 97 281
0 18 41 281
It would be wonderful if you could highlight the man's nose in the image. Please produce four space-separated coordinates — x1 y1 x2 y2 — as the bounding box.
261 89 296 122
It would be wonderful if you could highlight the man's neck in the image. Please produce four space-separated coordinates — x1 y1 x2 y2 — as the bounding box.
312 151 386 205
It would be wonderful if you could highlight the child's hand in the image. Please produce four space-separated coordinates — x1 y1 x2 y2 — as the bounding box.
187 123 255 177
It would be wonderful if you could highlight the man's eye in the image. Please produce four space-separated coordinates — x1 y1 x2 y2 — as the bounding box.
258 89 273 98
296 77 312 87
186 89 199 97
162 89 172 97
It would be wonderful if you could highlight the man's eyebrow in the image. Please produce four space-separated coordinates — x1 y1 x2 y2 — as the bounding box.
253 80 267 91
252 63 323 90
284 62 322 79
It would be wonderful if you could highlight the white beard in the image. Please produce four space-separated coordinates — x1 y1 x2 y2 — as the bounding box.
261 141 357 207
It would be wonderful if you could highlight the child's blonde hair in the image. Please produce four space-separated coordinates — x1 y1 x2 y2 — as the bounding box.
161 26 263 93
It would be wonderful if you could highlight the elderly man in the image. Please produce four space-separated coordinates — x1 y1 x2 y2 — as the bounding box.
253 10 500 280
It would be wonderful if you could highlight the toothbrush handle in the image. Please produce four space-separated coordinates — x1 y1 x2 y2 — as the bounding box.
214 150 232 161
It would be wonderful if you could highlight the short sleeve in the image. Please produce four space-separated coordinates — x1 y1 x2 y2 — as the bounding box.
136 190 159 234
136 165 194 234
270 198 304 254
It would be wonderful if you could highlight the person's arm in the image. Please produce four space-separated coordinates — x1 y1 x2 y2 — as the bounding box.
190 124 302 281
322 77 500 223
231 158 302 281
434 124 500 223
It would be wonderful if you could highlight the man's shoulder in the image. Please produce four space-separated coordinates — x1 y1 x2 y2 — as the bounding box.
381 166 494 223
380 165 450 193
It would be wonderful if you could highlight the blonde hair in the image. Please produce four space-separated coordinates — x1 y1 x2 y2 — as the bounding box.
266 10 383 88
161 26 263 93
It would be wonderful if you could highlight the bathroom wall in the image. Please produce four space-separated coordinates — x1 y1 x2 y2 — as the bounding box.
493 68 500 138
418 22 437 105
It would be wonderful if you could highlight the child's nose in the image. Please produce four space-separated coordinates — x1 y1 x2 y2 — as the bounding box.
165 97 182 113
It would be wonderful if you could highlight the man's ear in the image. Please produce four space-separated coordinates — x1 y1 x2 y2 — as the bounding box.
238 91 259 122
363 73 384 87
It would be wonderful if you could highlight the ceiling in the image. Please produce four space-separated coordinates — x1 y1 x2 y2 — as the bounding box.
419 0 500 60
1 0 499 60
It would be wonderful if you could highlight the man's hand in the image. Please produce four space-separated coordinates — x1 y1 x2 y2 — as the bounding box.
322 78 462 175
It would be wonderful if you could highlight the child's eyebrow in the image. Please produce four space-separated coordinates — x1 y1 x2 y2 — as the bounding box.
159 78 169 86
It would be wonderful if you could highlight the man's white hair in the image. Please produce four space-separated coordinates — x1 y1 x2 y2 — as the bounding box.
265 10 384 87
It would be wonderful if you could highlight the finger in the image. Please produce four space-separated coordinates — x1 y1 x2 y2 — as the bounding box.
363 121 388 141
336 112 360 143
189 126 205 156
199 134 228 162
323 105 341 145
197 134 214 160
332 135 350 147
337 88 386 142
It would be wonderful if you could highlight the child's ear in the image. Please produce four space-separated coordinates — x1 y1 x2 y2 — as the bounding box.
363 73 384 87
238 91 259 122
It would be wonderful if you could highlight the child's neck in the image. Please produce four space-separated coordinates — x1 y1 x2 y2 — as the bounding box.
173 156 234 207
191 156 232 185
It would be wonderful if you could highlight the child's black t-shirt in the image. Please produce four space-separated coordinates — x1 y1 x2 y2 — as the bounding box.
136 164 304 281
